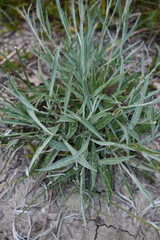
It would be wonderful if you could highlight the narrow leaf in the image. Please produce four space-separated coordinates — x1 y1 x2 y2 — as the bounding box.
99 156 135 165
29 135 53 172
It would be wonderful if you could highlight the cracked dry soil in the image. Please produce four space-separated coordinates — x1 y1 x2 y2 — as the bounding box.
0 24 160 240
0 155 160 240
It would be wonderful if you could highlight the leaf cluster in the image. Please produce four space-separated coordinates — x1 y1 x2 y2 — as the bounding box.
1 0 160 226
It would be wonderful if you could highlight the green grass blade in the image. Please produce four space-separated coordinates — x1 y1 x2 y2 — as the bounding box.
29 135 53 172
27 109 53 135
38 155 74 171
89 143 97 190
65 112 104 141
121 163 155 207
56 0 71 43
63 139 96 171
49 46 61 99
80 167 87 228
99 156 135 165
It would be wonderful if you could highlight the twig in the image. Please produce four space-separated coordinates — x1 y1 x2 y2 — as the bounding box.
0 42 27 65
130 28 147 37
